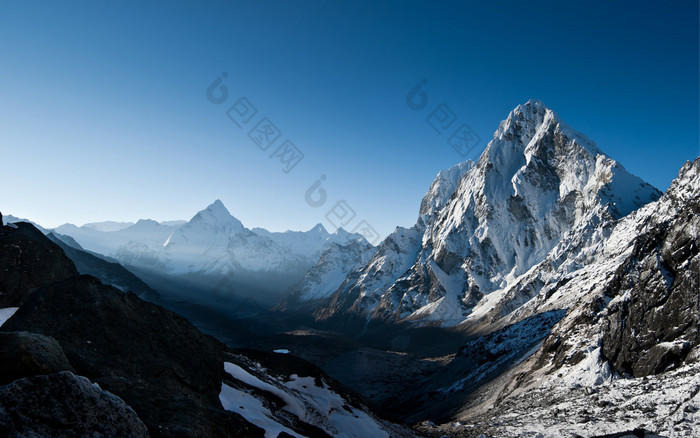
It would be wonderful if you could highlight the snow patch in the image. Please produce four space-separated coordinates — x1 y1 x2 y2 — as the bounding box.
0 307 19 327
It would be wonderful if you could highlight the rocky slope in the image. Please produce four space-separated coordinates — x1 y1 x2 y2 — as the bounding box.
0 371 150 437
3 274 261 437
418 157 700 437
0 222 78 307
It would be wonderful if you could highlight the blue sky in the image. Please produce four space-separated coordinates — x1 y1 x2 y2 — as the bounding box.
1 1 698 240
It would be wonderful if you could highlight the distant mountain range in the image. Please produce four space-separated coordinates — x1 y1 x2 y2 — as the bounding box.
14 200 369 308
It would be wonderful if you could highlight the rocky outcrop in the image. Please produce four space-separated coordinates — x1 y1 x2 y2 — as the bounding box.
0 371 149 437
600 159 700 377
0 331 74 385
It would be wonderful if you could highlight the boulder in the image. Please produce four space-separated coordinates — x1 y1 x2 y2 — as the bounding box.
0 331 74 385
0 371 149 437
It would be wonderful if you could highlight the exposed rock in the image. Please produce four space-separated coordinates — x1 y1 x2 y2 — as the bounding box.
0 371 149 437
0 331 74 385
600 159 700 377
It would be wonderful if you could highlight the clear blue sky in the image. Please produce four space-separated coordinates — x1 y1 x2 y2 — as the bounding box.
1 1 698 240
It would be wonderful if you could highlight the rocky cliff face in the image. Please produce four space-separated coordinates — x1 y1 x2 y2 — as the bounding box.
599 159 700 377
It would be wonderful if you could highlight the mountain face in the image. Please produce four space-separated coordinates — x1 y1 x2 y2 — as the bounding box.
317 100 661 327
253 223 365 266
314 161 474 322
52 218 179 277
82 220 136 232
282 240 376 307
417 157 700 438
160 200 270 274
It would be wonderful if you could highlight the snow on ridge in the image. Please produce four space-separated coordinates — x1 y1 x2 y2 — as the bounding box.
0 307 19 327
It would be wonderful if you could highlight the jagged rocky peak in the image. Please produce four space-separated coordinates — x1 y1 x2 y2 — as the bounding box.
323 100 663 326
479 99 658 218
427 100 661 284
666 158 700 204
419 160 474 226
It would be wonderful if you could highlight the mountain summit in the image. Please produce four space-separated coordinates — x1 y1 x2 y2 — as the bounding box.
186 200 245 232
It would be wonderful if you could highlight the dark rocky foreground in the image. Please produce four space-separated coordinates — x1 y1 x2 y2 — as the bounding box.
0 222 264 437
0 371 150 437
3 274 262 437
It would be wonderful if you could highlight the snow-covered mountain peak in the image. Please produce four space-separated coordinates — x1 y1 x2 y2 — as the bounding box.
332 226 357 241
310 223 329 235
185 200 244 233
491 100 600 163
317 100 664 327
493 99 549 143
